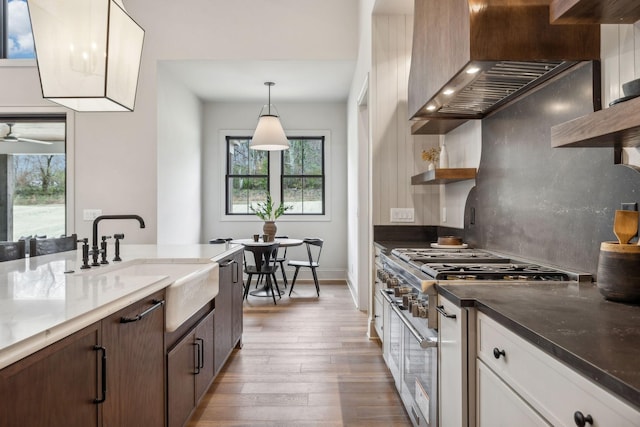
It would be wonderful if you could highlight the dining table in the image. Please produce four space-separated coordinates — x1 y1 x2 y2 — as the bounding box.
231 237 304 297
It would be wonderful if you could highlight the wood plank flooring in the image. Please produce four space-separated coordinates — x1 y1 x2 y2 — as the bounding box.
188 283 412 427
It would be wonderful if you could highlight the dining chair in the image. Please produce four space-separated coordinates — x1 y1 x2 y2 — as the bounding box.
29 234 78 257
243 243 281 305
0 240 26 262
288 238 324 297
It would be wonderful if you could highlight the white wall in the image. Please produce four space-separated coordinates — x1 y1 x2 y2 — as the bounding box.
0 0 359 244
157 65 203 244
202 102 348 281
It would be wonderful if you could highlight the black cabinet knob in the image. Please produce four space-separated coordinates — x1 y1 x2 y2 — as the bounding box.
493 347 506 359
573 411 593 426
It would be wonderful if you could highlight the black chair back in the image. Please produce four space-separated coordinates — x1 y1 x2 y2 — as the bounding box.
29 234 78 257
0 240 26 262
244 243 280 273
303 238 324 265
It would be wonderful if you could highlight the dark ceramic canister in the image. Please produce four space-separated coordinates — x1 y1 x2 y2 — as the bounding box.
597 242 640 303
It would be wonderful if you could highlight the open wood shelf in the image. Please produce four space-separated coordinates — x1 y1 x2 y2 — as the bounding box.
551 95 640 148
411 168 477 185
550 0 640 24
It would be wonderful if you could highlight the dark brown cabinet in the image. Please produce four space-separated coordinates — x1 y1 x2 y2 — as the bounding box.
167 310 215 427
102 291 166 427
214 250 243 375
0 291 166 427
0 323 102 427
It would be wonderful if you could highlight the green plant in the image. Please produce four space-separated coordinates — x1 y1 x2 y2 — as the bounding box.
250 193 292 221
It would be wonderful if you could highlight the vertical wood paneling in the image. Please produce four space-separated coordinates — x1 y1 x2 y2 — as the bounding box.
371 13 440 226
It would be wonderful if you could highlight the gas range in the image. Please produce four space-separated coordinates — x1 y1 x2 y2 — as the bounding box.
389 247 583 282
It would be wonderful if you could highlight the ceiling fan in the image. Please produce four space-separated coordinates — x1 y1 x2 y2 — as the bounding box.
1 123 53 145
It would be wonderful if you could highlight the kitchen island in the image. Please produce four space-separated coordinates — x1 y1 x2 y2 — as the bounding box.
0 243 243 427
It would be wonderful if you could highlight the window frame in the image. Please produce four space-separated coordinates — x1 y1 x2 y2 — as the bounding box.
280 136 326 216
224 135 270 216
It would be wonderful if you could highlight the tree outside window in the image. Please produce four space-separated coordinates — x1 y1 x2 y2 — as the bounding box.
281 137 325 215
225 137 269 214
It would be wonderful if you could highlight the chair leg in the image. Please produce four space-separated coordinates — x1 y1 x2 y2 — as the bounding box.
288 266 301 296
272 273 281 298
266 275 277 305
311 267 320 296
244 274 253 300
278 261 288 288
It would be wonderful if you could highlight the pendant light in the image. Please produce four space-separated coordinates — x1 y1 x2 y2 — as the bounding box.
27 0 144 112
250 82 289 151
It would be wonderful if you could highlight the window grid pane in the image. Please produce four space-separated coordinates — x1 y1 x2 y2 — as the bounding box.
281 137 325 215
226 137 269 215
6 0 36 59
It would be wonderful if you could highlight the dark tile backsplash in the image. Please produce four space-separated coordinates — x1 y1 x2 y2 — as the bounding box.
464 62 640 276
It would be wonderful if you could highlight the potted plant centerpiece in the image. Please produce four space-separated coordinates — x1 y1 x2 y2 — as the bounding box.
250 193 292 241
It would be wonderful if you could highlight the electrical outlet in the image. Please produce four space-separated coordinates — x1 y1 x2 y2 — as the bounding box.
83 209 102 221
442 207 447 223
390 208 415 223
621 202 638 211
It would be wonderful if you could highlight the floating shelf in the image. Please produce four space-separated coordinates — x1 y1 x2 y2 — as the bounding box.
551 95 640 148
411 168 477 185
550 0 640 24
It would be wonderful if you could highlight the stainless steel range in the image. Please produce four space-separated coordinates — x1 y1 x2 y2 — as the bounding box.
377 246 589 427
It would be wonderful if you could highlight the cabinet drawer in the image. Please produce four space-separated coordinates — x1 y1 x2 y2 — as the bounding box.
477 313 639 426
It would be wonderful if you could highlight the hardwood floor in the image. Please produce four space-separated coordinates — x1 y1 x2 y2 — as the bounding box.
188 282 411 427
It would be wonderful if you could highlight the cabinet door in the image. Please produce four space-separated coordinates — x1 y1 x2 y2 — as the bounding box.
230 252 243 348
0 323 101 427
195 310 215 400
167 330 197 427
102 291 165 427
477 361 550 427
438 296 467 427
214 256 234 374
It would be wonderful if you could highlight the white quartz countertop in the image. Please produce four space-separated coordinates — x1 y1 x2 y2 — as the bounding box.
0 244 241 369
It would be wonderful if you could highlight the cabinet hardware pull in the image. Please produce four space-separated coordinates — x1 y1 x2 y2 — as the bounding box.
93 345 107 404
120 299 164 323
219 260 234 267
436 305 457 319
194 340 202 375
196 337 205 370
573 411 593 426
493 347 506 359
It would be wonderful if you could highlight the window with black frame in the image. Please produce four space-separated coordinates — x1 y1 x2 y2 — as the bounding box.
1 0 36 59
225 136 270 215
281 137 325 215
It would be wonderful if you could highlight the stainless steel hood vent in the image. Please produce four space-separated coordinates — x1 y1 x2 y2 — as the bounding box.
435 60 574 116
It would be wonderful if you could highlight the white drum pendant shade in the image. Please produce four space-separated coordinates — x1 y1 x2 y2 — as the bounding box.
251 113 289 151
27 0 144 112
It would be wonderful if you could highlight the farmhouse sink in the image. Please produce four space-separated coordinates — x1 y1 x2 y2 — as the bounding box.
77 259 219 332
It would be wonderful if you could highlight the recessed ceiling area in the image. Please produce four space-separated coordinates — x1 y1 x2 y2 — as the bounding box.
160 60 357 103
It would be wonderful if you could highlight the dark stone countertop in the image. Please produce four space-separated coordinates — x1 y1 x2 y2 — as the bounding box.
439 282 640 411
374 240 640 410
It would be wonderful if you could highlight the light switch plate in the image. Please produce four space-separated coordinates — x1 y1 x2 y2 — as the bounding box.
83 209 102 221
390 208 415 223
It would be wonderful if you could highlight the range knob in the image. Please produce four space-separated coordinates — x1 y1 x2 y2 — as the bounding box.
387 276 399 287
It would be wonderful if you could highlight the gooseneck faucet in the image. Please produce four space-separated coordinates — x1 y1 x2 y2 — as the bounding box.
92 215 145 266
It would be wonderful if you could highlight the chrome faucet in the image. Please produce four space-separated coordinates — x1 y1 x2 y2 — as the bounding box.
91 215 145 266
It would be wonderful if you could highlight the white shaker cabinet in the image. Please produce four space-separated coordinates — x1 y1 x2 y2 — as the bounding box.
437 296 469 427
476 312 640 427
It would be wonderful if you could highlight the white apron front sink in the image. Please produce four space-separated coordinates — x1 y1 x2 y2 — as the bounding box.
77 259 219 332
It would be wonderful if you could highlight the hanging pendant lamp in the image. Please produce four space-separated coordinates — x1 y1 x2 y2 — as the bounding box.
250 82 289 151
27 0 145 112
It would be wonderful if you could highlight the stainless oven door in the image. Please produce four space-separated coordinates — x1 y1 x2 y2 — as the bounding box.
395 305 438 426
383 292 403 388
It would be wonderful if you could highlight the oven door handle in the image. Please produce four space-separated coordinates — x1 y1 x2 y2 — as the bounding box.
391 303 438 349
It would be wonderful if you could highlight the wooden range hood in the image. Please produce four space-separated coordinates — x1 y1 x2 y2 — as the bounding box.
408 0 600 134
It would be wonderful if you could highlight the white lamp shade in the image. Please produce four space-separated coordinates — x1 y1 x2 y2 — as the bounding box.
250 115 289 151
28 0 144 111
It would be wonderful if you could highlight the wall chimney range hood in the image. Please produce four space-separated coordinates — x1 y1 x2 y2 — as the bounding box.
408 0 600 134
